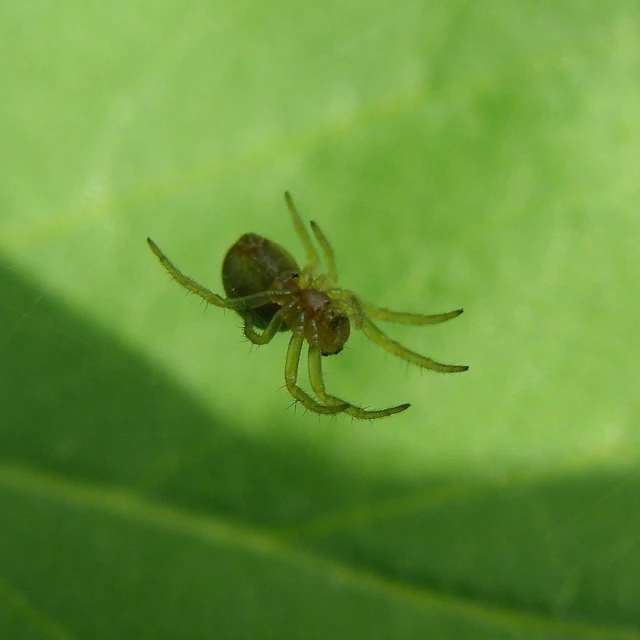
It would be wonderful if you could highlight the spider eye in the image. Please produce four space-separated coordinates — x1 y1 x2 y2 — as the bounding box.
318 311 350 356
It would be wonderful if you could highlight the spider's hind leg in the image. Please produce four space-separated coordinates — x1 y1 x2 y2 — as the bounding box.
147 237 228 307
148 237 283 312
243 312 283 345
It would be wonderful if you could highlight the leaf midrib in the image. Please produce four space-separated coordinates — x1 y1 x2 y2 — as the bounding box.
0 462 636 640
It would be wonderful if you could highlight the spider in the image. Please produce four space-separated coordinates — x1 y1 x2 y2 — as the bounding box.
147 192 468 419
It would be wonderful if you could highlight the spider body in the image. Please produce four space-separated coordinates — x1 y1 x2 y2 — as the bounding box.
280 286 351 357
148 192 468 419
222 233 350 355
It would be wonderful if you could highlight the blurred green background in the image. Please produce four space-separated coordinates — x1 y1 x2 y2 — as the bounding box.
1 1 639 638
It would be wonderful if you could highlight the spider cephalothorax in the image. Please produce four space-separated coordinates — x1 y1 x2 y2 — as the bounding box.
148 192 468 419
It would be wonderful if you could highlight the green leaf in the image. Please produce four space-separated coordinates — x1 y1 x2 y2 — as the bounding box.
1 0 639 638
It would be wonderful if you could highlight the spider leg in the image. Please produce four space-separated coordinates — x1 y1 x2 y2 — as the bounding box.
363 304 464 325
243 312 282 345
148 237 227 305
148 238 280 311
309 221 337 282
284 192 320 267
285 333 348 414
361 317 469 373
307 345 410 419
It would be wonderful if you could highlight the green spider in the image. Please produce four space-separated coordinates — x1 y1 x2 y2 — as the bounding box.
147 192 468 419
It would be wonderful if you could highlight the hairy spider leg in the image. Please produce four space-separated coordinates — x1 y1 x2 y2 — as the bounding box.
284 192 321 267
309 220 337 282
307 345 410 419
363 304 464 325
361 317 469 373
285 333 348 414
243 312 283 345
147 238 280 311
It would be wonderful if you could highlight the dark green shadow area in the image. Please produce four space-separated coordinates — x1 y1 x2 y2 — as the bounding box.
296 470 640 633
2 467 638 640
1 263 639 638
0 261 425 527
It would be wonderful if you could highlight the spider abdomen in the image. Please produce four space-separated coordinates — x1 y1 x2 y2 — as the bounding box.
222 233 299 329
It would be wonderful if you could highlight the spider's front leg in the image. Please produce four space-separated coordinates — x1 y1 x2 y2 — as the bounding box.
307 345 410 420
284 333 348 415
